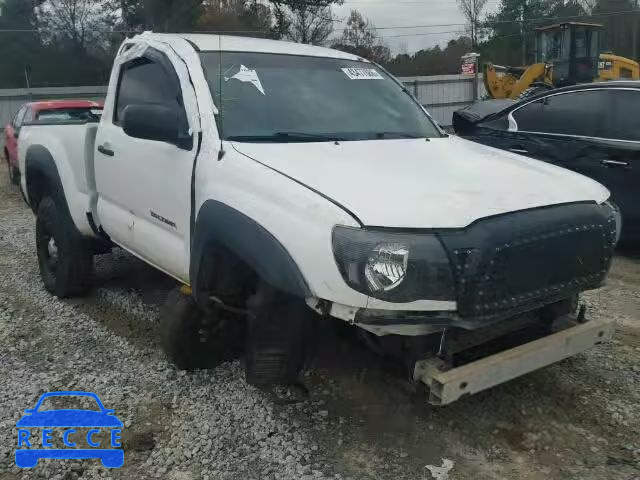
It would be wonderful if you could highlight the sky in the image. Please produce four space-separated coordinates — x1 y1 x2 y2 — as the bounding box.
333 0 501 54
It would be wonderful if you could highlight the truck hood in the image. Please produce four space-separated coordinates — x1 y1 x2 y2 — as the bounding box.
232 136 610 228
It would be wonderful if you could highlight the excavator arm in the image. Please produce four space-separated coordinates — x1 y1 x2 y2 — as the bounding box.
484 62 551 99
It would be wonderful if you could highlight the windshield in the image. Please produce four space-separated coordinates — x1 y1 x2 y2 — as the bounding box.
200 52 442 142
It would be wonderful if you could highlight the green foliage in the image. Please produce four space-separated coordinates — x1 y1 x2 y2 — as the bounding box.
0 0 637 87
0 0 41 87
197 1 273 36
385 37 473 76
385 0 640 76
267 0 342 41
332 10 391 63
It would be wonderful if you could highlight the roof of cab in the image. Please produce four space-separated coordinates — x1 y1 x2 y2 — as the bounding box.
136 32 365 61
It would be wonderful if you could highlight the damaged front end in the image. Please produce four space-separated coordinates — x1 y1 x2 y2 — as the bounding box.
331 201 618 334
326 201 620 403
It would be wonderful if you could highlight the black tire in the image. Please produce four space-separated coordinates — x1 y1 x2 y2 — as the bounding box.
159 288 243 370
244 287 315 385
35 197 93 297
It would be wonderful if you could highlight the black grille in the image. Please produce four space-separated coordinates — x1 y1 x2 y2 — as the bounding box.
440 203 616 318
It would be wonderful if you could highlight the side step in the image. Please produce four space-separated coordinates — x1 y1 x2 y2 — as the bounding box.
414 317 616 406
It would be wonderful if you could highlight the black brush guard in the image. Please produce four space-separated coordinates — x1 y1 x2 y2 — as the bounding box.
356 202 617 330
440 202 616 320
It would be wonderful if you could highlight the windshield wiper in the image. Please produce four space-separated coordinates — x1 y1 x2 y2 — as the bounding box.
227 132 345 143
375 132 425 139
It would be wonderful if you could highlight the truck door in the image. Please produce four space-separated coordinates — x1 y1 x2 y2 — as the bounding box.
507 89 607 168
94 47 197 281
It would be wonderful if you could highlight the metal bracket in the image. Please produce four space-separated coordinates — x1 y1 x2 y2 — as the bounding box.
414 317 616 406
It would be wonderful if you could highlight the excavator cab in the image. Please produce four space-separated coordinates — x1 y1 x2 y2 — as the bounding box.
482 21 635 99
535 22 601 87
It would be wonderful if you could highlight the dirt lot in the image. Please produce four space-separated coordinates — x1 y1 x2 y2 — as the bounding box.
0 162 639 480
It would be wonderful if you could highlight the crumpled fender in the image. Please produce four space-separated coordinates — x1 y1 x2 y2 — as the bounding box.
190 200 310 303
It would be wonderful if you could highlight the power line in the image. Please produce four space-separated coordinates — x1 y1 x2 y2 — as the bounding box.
0 8 637 36
380 30 466 39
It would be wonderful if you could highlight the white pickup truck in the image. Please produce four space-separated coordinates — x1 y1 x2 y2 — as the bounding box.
19 33 620 404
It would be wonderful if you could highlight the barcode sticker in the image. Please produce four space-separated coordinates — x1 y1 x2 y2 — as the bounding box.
341 68 384 80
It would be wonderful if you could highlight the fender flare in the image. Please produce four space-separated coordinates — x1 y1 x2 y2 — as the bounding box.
190 200 311 301
24 145 68 215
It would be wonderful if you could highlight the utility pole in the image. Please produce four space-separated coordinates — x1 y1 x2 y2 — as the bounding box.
521 1 527 65
472 0 479 101
634 0 639 60
472 0 477 48
24 65 32 98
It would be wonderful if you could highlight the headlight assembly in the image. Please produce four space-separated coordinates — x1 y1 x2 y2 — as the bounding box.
365 243 409 292
332 226 455 302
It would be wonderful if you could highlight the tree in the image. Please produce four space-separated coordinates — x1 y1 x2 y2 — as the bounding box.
591 0 638 59
0 0 43 87
103 0 203 32
483 0 550 64
36 0 114 52
332 10 390 63
479 0 638 65
267 0 343 44
286 4 334 44
103 0 144 30
457 0 489 47
197 0 272 36
385 36 472 76
143 0 203 31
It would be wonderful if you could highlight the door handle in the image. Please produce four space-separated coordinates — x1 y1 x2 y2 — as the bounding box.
601 159 629 168
97 145 114 157
509 146 529 154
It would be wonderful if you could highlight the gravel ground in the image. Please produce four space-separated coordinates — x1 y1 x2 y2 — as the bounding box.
0 162 639 480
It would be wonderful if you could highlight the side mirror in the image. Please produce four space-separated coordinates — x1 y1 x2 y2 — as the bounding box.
13 129 19 139
121 104 192 150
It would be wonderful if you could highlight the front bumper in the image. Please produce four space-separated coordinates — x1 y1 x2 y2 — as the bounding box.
414 316 615 405
355 291 580 335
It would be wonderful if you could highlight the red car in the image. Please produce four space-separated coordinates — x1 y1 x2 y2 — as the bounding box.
4 100 103 184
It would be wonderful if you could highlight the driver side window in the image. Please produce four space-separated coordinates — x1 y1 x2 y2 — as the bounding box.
513 90 603 137
114 55 184 126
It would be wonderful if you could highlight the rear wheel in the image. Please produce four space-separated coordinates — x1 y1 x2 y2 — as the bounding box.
35 197 93 297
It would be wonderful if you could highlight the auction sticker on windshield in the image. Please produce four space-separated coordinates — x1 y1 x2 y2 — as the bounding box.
341 68 384 80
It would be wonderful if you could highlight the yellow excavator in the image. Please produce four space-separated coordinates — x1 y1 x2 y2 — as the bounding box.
484 22 640 100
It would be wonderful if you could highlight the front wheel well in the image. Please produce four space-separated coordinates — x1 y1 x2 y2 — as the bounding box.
194 241 259 309
190 201 311 305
